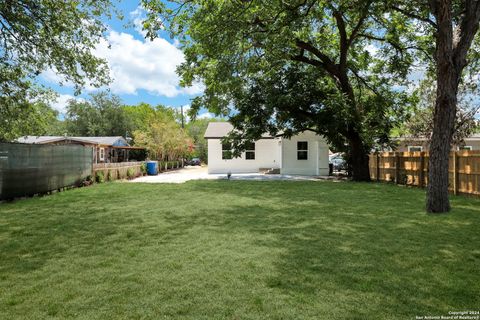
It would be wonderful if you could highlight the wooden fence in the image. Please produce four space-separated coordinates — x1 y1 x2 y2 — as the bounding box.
369 151 480 196
93 162 144 181
92 160 184 182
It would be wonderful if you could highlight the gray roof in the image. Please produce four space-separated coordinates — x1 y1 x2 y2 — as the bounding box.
16 136 128 146
204 122 275 139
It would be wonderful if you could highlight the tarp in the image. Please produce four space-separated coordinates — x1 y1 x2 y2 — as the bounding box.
0 143 93 200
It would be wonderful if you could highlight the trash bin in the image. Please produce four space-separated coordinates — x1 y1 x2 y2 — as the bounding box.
146 161 158 175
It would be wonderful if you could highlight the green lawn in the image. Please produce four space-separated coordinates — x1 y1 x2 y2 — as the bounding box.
0 181 479 319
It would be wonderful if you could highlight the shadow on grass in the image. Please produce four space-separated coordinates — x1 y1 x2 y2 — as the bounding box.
0 180 479 319
173 180 480 317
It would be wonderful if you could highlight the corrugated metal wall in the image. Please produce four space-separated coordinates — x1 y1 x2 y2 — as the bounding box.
0 143 93 200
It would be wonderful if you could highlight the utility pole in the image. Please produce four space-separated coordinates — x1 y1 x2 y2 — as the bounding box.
181 105 184 128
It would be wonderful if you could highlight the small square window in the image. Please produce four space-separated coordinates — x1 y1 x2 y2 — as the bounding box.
245 142 255 160
222 142 232 160
407 146 423 152
297 141 308 160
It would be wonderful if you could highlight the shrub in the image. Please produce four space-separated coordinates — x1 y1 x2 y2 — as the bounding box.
107 170 113 181
95 171 105 183
117 169 124 180
127 168 135 179
82 175 93 186
140 163 147 175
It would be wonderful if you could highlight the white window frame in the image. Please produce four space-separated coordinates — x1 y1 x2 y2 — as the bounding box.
99 147 105 161
458 145 473 151
221 142 232 160
297 141 308 160
407 146 423 152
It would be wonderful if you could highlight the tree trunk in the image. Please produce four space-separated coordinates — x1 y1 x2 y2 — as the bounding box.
426 81 458 212
426 0 459 213
347 128 371 181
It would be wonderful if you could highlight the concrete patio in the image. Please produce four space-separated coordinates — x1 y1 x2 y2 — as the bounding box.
130 166 331 184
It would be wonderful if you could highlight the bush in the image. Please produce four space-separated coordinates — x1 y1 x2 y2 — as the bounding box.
117 169 125 180
127 168 135 179
140 163 147 175
107 170 113 181
95 171 105 183
82 175 93 186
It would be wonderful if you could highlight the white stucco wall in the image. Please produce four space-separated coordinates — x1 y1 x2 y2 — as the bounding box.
280 131 329 176
207 138 281 174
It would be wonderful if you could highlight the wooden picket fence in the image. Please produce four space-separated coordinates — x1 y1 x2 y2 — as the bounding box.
93 161 144 181
369 151 480 196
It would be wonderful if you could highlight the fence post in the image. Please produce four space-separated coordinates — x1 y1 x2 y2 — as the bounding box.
453 151 458 195
376 153 380 182
395 152 401 184
418 152 425 188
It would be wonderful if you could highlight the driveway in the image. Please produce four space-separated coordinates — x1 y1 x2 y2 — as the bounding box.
130 166 328 184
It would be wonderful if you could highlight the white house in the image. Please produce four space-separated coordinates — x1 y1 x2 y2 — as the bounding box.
204 122 330 175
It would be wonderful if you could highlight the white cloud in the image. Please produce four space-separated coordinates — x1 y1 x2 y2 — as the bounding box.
197 112 215 119
93 30 192 97
41 21 204 98
51 94 84 114
365 44 379 56
130 6 148 38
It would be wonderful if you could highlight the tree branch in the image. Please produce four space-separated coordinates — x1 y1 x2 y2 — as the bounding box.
333 10 348 68
391 5 437 28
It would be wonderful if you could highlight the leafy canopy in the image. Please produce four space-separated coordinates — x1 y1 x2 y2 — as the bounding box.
0 0 114 98
141 0 415 156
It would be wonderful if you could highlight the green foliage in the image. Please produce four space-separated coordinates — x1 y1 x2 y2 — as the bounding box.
141 0 415 179
133 110 194 161
0 181 479 318
127 168 135 179
186 118 224 162
398 76 480 143
117 169 125 180
140 163 147 175
0 99 64 142
107 170 114 182
0 0 113 118
95 171 105 184
64 92 131 137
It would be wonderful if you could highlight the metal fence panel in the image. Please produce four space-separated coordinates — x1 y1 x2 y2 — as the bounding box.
0 143 93 199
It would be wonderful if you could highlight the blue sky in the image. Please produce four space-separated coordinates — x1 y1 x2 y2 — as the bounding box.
41 1 212 119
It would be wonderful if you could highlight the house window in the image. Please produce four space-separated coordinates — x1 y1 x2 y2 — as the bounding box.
458 146 472 151
297 141 308 160
222 142 232 160
245 142 255 160
407 146 423 152
99 147 105 161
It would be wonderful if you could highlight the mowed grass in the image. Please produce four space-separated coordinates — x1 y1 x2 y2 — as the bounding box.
0 180 479 319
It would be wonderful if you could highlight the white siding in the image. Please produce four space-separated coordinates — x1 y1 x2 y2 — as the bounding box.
280 131 329 175
207 138 281 174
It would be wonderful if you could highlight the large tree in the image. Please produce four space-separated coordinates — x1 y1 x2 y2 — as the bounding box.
186 117 225 162
0 0 113 141
133 109 194 161
403 78 479 145
388 1 480 212
0 99 64 141
141 0 413 181
64 92 130 137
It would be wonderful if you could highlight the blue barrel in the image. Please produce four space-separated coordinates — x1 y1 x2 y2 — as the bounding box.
146 161 158 175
